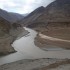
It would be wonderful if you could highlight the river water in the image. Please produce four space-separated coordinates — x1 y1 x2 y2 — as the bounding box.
0 27 70 65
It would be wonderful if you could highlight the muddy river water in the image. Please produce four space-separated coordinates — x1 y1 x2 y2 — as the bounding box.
0 27 70 65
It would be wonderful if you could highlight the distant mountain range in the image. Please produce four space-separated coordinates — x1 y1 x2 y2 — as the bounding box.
17 6 45 26
0 9 24 23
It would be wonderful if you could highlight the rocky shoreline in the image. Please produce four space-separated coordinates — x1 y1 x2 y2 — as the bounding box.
0 28 29 56
0 58 70 70
0 20 29 56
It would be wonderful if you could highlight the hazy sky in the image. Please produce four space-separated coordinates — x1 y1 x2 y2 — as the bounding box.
0 0 54 14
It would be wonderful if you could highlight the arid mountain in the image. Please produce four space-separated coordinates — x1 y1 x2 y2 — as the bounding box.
35 0 70 23
0 9 24 23
18 0 70 29
9 12 24 23
18 6 45 26
0 16 26 55
26 0 70 29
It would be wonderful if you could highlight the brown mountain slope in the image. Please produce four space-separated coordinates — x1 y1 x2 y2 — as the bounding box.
26 0 70 29
18 6 45 26
0 16 25 55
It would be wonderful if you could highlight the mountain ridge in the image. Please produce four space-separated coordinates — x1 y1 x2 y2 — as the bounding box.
17 0 70 29
0 9 24 23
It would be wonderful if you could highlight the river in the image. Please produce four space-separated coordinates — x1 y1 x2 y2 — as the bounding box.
0 27 70 65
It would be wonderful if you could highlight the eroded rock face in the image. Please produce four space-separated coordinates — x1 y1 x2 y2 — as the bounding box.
0 16 25 55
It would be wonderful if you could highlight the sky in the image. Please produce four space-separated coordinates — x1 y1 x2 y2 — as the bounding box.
0 0 54 14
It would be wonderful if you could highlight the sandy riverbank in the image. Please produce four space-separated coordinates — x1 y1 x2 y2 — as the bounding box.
35 34 70 50
34 28 70 49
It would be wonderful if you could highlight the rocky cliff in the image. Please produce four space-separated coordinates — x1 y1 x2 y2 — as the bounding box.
0 16 26 55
